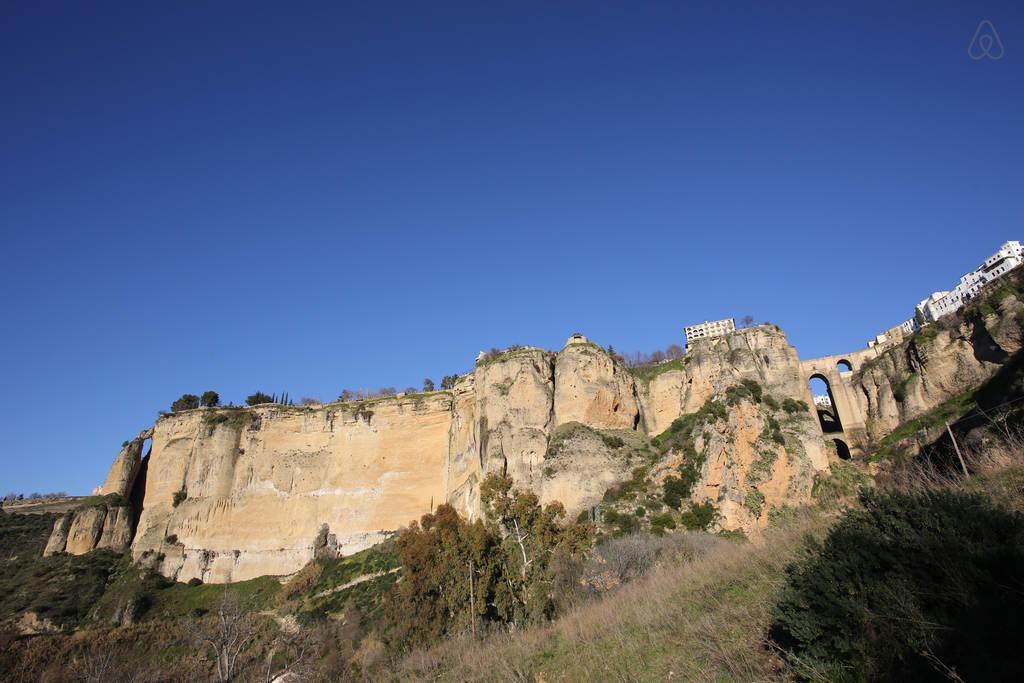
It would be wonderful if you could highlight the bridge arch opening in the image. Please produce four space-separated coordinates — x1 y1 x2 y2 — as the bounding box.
809 374 844 433
837 359 852 373
833 438 851 460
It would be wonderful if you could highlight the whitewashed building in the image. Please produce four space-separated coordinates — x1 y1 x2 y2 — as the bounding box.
684 318 736 344
867 241 1022 347
916 241 1024 322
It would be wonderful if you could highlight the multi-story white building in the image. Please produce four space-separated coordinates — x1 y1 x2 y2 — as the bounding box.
916 241 1024 322
684 317 735 344
813 395 833 409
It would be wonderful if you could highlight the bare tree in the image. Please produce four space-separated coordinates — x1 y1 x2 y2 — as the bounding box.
72 649 117 683
263 630 312 683
197 591 257 683
741 315 755 327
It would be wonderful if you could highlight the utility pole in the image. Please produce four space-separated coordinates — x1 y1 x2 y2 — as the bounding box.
468 559 476 638
946 421 970 478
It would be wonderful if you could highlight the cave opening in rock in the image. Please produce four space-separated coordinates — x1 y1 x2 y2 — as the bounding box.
833 438 852 460
809 374 844 433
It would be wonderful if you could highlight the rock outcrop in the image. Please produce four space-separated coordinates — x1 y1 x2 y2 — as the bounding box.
853 286 1024 441
55 326 841 580
43 497 134 556
100 429 151 497
66 276 1024 583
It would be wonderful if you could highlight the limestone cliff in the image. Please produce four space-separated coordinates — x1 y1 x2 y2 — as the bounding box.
43 497 134 556
133 395 452 583
69 313 1018 582
853 279 1024 441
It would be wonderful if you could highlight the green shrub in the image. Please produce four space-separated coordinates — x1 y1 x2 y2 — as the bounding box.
172 489 187 507
170 394 199 412
187 577 203 586
811 461 872 508
649 513 676 535
602 467 649 504
717 528 747 543
726 379 764 406
575 509 591 524
601 434 626 449
662 476 688 509
679 502 717 531
763 394 780 411
613 513 638 535
781 398 808 414
634 506 646 517
745 489 765 518
245 391 273 406
771 490 1024 680
760 415 785 446
654 399 726 454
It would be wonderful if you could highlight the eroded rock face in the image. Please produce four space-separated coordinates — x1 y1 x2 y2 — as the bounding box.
89 325 878 581
132 396 452 583
853 294 1024 441
101 429 151 497
691 400 820 534
44 499 135 556
554 342 640 431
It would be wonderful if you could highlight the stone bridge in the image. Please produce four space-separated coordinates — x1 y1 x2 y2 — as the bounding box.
799 347 878 459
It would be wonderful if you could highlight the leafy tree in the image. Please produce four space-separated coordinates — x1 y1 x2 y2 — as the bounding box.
383 473 591 650
200 391 220 408
171 394 200 412
440 375 459 391
771 490 1024 681
663 476 688 509
422 378 435 392
245 392 273 406
679 501 717 530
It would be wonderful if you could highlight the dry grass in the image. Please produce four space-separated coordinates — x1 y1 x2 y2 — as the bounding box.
376 515 828 682
881 431 1024 513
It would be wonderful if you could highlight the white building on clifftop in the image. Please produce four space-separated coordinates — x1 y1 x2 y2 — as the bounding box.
916 240 1024 322
869 240 1023 347
684 318 735 344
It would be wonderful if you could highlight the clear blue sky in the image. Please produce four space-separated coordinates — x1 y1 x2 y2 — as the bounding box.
2 2 1021 494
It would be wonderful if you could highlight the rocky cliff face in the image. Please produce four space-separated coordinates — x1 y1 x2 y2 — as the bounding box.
43 498 134 556
132 395 453 583
55 326 892 581
693 397 820 534
853 286 1024 441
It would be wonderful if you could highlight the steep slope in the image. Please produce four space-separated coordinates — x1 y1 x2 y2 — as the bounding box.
853 271 1024 442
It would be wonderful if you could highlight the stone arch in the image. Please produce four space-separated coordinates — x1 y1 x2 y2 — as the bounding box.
836 359 853 373
833 438 851 460
809 373 844 433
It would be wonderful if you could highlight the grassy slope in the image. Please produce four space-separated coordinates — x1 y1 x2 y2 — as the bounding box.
293 541 400 626
382 514 825 682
